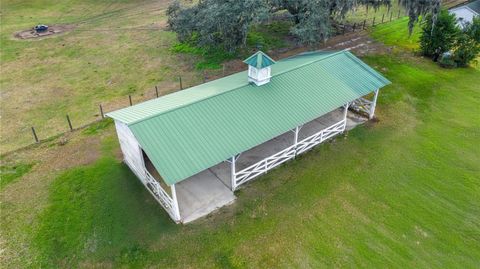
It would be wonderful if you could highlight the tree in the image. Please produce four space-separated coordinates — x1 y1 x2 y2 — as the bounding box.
419 9 458 61
399 0 441 35
167 0 441 50
453 17 480 67
281 0 443 43
269 0 392 45
286 0 331 45
167 0 269 52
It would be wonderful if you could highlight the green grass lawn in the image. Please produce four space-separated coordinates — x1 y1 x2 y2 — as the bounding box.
2 22 479 268
0 0 207 152
0 162 35 190
370 17 421 50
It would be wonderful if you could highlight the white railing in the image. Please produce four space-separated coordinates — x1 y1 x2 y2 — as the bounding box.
143 170 180 221
350 97 372 116
234 119 346 188
235 143 296 187
144 170 174 209
296 119 346 155
124 159 178 220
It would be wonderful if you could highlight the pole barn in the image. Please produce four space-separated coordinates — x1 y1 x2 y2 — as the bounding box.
107 50 391 223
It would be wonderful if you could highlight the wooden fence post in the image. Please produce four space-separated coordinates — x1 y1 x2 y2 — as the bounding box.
155 86 159 98
179 76 183 90
353 23 356 32
66 115 73 131
31 127 39 143
129 95 132 106
99 104 104 119
363 19 366 29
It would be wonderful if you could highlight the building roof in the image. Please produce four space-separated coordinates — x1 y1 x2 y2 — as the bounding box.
243 51 276 69
107 50 391 185
451 0 480 14
467 0 480 14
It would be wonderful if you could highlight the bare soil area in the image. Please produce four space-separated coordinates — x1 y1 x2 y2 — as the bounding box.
13 25 76 40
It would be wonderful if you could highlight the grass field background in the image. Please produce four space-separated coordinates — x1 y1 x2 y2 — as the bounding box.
0 0 206 152
1 17 479 267
370 17 420 50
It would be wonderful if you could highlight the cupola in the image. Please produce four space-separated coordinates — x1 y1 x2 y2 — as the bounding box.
243 51 276 86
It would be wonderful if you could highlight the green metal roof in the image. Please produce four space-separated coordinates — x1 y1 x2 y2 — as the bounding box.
107 50 391 185
243 51 276 69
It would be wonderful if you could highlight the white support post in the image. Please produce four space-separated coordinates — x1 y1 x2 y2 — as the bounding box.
343 102 349 131
293 126 300 157
231 156 237 191
170 184 181 223
369 89 379 119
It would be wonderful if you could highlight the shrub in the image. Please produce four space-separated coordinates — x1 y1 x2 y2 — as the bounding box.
419 9 459 61
170 42 234 70
452 17 480 67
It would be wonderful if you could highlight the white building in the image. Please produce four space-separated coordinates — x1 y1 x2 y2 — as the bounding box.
449 0 479 28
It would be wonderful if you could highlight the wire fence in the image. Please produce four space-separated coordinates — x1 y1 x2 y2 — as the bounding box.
3 8 411 156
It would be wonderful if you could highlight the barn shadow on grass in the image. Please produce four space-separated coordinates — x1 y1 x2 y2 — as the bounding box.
32 157 178 267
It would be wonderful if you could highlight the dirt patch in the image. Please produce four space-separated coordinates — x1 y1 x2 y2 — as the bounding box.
13 24 75 40
276 31 390 58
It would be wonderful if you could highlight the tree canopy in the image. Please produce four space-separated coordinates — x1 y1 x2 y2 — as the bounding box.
167 0 269 52
399 0 441 34
420 9 480 67
167 0 441 51
451 17 480 67
419 9 458 60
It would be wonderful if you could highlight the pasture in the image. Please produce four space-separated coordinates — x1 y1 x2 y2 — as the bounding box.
0 0 201 152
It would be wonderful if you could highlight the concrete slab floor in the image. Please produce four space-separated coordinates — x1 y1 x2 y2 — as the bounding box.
175 108 367 223
176 169 235 224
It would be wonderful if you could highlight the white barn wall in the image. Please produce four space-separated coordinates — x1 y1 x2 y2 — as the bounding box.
114 120 181 222
114 120 146 179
